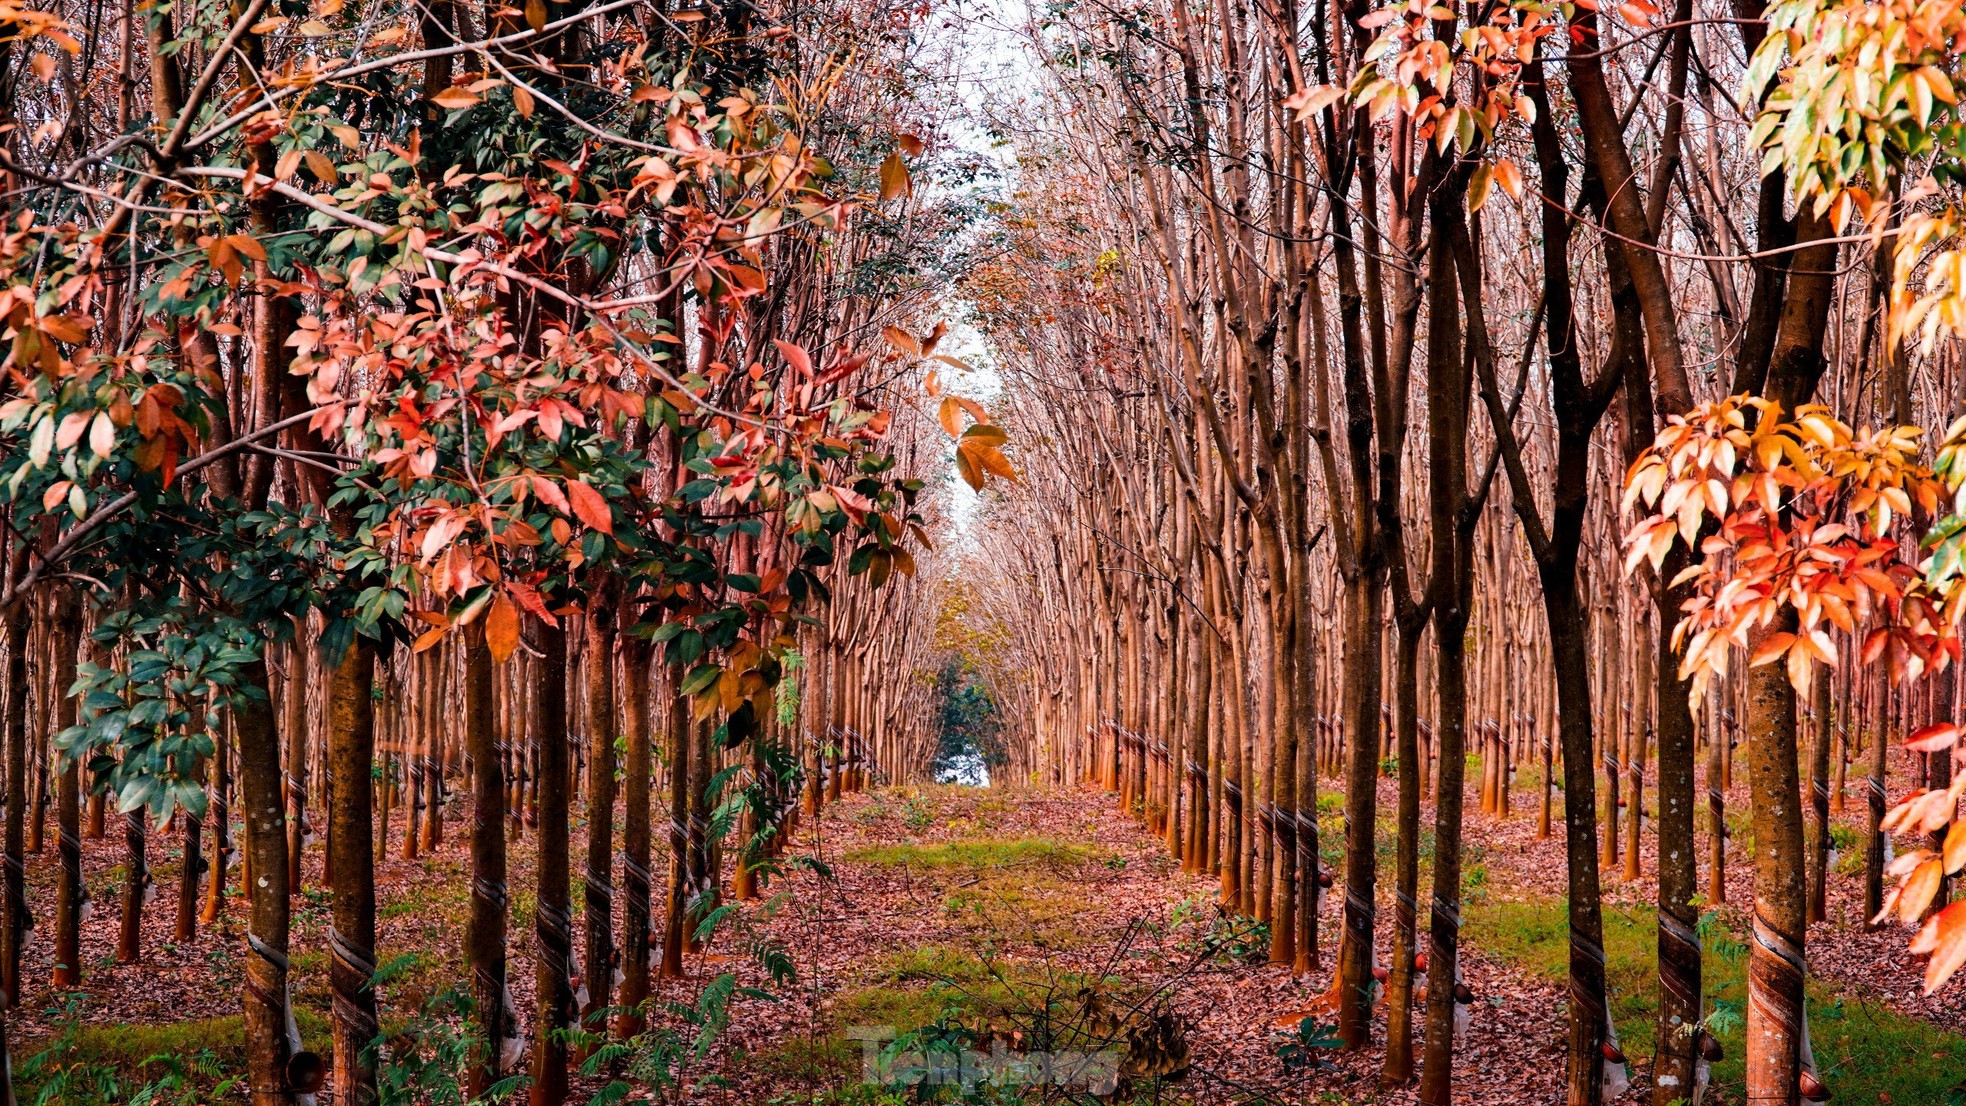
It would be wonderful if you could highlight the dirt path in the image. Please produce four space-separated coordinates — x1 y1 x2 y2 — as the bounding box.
12 779 1960 1105
721 784 1577 1106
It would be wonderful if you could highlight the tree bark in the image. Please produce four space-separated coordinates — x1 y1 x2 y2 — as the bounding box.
464 623 508 1096
326 635 379 1106
1382 620 1425 1084
51 596 80 989
617 634 653 1036
1 602 28 1005
1806 673 1832 924
580 593 617 1040
118 807 145 961
531 621 573 1106
1743 620 1807 1106
238 659 295 1106
1417 198 1470 1106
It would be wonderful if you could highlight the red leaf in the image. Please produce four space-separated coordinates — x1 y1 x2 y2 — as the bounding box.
486 595 519 664
774 339 814 378
531 476 570 515
1907 723 1961 753
566 479 614 535
1912 900 1966 992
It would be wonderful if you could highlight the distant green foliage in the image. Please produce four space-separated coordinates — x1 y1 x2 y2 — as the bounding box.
932 657 1004 784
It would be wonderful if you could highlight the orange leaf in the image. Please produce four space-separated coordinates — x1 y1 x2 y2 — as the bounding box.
566 479 614 535
1900 857 1944 924
977 444 1019 482
225 233 267 262
773 339 813 378
431 86 481 109
486 595 520 664
531 476 570 515
1907 723 1961 753
1749 632 1796 667
1912 900 1966 992
879 151 910 201
954 441 983 491
1493 158 1524 200
882 325 920 356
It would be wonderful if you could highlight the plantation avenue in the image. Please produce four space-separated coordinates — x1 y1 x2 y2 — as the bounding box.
0 0 1962 1104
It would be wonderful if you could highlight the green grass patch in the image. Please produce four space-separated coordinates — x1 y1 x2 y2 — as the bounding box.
755 943 1146 1101
379 877 468 921
1467 896 1966 1105
17 1010 331 1104
880 944 997 985
843 838 1101 870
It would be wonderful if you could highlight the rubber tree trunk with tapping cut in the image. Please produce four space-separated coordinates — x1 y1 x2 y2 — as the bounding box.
531 621 573 1106
327 628 379 1106
1382 616 1426 1084
617 632 653 1036
581 583 618 1039
1738 216 1838 1106
51 594 80 990
1807 673 1833 924
463 622 507 1097
2 598 28 1006
1337 567 1384 1049
1570 3 1708 1090
1583 137 1707 1102
1742 625 1808 1106
1417 192 1470 1106
236 656 295 1106
118 807 145 962
660 679 690 979
285 638 309 896
180 750 211 939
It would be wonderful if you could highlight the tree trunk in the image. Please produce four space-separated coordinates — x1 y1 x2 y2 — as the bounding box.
1865 682 1888 924
1417 204 1470 1106
531 621 573 1106
285 637 309 897
327 635 379 1106
617 635 652 1037
118 808 145 961
51 599 81 989
1653 549 1703 1106
1382 620 1424 1085
464 623 508 1097
1743 619 1808 1106
1710 713 1728 906
580 598 617 1040
1551 586 1608 1106
1806 672 1832 924
236 657 295 1106
1337 571 1383 1049
2 604 28 1005
201 725 231 927
660 680 689 979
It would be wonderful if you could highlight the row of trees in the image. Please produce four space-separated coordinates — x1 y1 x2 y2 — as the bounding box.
0 0 1008 1103
952 1 1965 1104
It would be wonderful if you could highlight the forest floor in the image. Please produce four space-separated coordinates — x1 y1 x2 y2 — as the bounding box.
8 769 1965 1105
